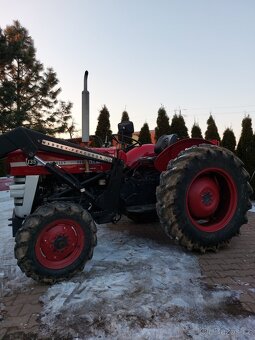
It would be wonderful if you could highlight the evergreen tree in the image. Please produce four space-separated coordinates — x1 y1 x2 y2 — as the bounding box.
155 106 171 141
0 21 73 135
191 123 203 138
237 116 255 176
221 128 236 153
204 114 221 141
138 122 152 144
121 110 129 122
169 113 189 138
95 105 112 146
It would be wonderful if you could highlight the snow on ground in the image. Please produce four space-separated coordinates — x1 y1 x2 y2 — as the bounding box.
0 188 255 339
249 202 255 213
0 191 34 294
40 215 255 339
40 225 255 340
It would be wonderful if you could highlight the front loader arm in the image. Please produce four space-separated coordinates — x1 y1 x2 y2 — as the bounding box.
0 127 114 164
0 127 124 218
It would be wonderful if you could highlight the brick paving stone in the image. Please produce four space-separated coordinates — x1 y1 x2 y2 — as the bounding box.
1 314 30 328
2 294 18 305
212 277 236 286
1 285 47 337
13 292 44 305
218 270 240 277
19 303 41 317
27 313 40 329
0 328 7 339
4 303 23 317
199 212 255 315
30 285 47 295
241 302 255 314
199 270 215 277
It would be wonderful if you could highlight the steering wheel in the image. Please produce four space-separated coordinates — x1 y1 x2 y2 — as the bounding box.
112 134 141 150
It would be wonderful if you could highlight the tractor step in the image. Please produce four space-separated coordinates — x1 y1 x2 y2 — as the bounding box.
126 204 156 214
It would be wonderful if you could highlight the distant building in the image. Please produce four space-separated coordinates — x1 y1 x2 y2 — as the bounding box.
132 130 156 144
69 130 156 147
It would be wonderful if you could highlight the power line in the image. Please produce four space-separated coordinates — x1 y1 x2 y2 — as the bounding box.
185 111 255 116
183 105 255 111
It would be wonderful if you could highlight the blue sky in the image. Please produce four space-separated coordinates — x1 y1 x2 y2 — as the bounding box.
1 0 255 139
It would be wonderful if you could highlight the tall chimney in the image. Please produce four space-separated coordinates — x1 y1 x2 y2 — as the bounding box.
82 70 89 142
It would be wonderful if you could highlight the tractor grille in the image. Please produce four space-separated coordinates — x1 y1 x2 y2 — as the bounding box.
9 175 39 218
9 177 26 207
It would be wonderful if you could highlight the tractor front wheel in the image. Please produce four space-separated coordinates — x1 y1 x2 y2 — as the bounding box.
156 145 252 252
15 202 97 283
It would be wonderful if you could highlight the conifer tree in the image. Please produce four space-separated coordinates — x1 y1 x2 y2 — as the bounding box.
204 114 221 141
0 21 73 135
155 106 171 141
221 128 236 153
169 113 189 139
138 122 152 144
121 110 129 122
236 116 255 176
191 123 203 138
95 105 112 146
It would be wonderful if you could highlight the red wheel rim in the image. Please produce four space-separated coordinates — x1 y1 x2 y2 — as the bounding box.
186 168 238 232
35 219 85 269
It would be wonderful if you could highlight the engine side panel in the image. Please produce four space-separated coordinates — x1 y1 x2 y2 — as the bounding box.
7 150 113 176
125 144 155 168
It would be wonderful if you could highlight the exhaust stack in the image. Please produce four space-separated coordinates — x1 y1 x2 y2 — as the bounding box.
82 70 89 142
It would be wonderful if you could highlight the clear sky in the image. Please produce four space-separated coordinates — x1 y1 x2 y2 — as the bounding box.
1 0 255 140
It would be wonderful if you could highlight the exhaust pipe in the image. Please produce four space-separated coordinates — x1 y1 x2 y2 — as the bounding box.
82 70 89 142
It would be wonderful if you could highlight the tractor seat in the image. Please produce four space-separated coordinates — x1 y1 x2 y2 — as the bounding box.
154 134 178 154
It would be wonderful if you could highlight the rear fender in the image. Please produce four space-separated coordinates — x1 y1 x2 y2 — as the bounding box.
154 138 213 172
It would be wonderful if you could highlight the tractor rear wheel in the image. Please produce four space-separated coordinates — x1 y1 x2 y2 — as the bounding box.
15 202 97 283
156 145 252 252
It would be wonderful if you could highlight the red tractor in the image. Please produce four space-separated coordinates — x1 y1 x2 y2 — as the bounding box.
0 121 252 283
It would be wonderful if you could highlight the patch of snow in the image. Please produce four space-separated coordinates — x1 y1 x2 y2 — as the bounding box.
0 191 33 295
249 202 255 213
1 190 255 338
40 224 255 339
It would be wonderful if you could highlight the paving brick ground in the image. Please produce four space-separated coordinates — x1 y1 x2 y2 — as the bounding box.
0 213 254 338
198 212 255 314
0 285 47 339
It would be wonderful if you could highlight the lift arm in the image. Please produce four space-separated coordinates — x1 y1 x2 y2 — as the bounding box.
0 127 114 163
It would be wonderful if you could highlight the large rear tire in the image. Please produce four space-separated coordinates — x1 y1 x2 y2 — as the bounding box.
156 145 252 252
15 202 97 283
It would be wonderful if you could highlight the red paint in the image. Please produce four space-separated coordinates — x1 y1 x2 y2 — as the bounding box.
7 150 113 176
35 219 85 269
0 177 13 191
188 176 220 218
186 168 238 232
154 138 212 172
125 144 155 168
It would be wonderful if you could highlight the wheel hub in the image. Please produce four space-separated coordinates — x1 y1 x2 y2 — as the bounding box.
201 191 213 206
54 235 68 250
35 219 85 269
188 175 220 218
